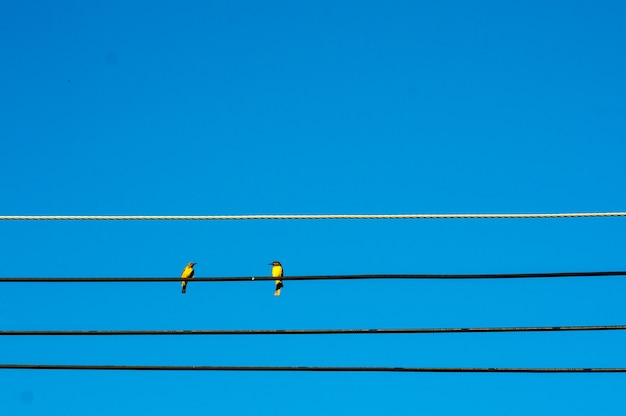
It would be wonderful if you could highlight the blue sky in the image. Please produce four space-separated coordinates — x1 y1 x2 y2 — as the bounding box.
1 1 625 414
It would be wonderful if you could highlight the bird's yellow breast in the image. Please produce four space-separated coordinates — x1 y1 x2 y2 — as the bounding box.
181 266 194 279
271 265 283 278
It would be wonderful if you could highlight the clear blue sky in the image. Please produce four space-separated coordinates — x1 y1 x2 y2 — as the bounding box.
1 1 625 414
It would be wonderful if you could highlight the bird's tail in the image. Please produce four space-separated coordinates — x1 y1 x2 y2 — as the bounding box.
274 280 283 296
181 282 187 294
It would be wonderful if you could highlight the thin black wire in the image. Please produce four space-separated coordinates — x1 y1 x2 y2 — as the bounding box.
3 325 626 336
0 271 625 282
0 364 624 372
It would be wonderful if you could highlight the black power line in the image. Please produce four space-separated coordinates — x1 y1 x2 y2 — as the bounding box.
1 364 625 372
0 271 624 283
2 325 626 336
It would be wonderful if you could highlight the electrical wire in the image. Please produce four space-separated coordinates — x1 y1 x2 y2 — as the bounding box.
0 212 625 221
0 271 624 283
0 364 624 372
2 325 626 336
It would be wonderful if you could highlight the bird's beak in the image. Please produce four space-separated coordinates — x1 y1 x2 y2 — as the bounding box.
268 263 273 265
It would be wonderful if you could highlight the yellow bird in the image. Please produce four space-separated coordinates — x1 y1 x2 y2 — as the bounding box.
181 262 196 294
269 261 283 296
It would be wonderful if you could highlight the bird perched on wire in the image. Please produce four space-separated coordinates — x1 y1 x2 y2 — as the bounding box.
269 261 283 296
181 262 196 294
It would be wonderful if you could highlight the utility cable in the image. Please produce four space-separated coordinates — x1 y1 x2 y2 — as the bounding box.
0 271 624 283
0 212 625 221
2 325 626 336
1 364 625 373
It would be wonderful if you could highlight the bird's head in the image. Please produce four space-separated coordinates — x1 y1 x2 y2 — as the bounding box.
188 262 197 267
268 261 281 266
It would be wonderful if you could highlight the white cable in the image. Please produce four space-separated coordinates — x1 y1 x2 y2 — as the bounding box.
0 213 624 220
